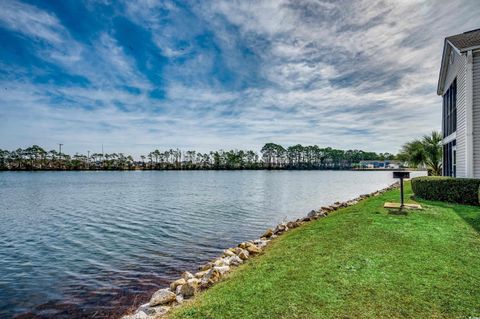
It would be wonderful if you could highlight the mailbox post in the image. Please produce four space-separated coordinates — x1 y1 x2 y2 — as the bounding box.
393 171 410 208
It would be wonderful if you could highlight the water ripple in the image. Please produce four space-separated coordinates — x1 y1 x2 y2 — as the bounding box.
0 170 425 318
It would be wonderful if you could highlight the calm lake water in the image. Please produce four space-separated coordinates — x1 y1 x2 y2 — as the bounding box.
0 170 424 318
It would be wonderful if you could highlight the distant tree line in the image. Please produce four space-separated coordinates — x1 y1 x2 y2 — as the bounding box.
259 143 394 169
0 144 396 171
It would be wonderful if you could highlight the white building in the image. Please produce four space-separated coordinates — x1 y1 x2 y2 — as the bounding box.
437 28 480 178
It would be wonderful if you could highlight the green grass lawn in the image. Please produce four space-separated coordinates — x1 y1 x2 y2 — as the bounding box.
169 183 480 319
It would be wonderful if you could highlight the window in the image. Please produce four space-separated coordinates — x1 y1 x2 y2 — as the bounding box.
443 140 456 177
452 146 456 177
443 78 457 138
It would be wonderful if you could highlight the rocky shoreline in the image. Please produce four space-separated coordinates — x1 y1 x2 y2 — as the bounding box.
121 182 400 319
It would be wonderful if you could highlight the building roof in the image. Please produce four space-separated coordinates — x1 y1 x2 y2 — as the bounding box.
437 28 480 95
446 28 480 52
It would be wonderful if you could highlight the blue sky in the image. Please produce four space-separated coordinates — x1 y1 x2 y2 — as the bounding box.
1 0 479 157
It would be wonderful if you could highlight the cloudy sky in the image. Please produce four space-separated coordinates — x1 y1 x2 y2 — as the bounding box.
0 0 479 156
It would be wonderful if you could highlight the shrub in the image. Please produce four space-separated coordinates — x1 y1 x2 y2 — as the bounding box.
411 176 480 206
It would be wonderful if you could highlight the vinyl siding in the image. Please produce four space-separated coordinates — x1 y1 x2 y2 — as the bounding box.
473 51 480 178
443 47 467 177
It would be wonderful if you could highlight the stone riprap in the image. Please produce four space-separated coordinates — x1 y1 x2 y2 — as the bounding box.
121 182 399 319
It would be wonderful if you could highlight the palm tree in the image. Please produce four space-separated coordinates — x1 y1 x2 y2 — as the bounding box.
421 131 443 176
399 131 442 176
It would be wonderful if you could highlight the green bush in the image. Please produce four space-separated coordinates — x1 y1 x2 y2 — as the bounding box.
411 176 480 206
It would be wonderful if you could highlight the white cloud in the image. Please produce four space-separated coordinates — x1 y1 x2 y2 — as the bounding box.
1 0 480 157
0 0 65 43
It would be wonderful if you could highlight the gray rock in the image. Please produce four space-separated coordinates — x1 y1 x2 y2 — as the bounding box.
200 267 221 288
223 249 236 257
182 271 195 280
179 279 198 298
175 285 183 295
245 243 261 254
213 258 229 267
237 248 249 260
195 270 208 278
137 303 155 316
137 303 170 317
121 311 148 319
307 210 317 218
262 228 274 238
227 255 243 266
149 288 176 307
214 265 230 275
287 221 299 228
198 262 213 271
151 306 170 316
170 278 186 291
253 239 268 248
274 223 288 234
